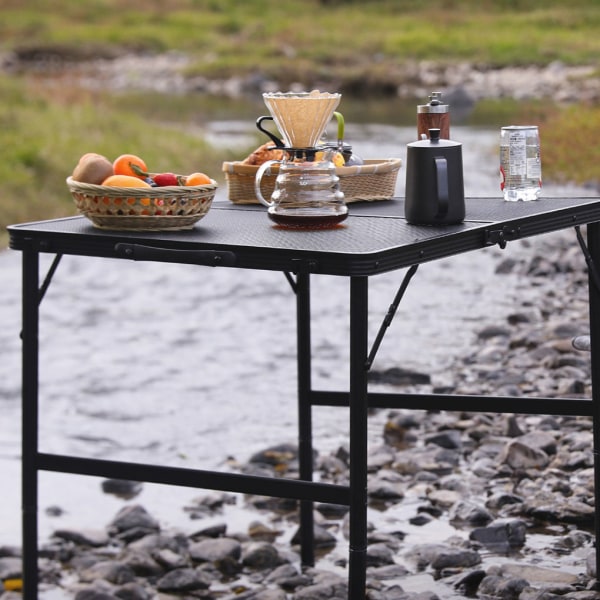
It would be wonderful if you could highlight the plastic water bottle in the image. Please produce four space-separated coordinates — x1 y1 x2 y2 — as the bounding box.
500 126 542 201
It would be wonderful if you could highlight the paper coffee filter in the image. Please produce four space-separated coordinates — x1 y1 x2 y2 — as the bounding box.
263 90 341 148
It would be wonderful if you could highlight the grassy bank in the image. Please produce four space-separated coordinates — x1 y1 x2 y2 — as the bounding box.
2 0 600 73
1 0 599 246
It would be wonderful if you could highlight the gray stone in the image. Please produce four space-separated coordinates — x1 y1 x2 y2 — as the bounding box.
155 567 210 592
426 430 463 450
241 542 282 570
53 528 110 547
294 581 348 600
478 575 529 600
120 549 163 577
499 562 579 585
366 543 395 567
470 520 527 551
449 500 493 526
500 439 550 470
108 505 159 535
291 523 337 550
430 547 482 571
113 582 153 600
189 537 241 563
79 560 136 585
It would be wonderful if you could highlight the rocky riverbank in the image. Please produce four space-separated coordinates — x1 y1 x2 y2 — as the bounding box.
2 48 600 105
1 228 599 599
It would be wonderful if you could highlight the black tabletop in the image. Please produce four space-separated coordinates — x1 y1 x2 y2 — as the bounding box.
8 197 600 276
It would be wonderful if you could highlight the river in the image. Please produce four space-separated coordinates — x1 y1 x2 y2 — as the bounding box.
0 121 595 578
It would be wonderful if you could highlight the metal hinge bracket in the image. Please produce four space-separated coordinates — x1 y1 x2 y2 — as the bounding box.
485 225 521 249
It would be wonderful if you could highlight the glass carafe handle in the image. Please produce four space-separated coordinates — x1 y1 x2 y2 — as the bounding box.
254 160 280 207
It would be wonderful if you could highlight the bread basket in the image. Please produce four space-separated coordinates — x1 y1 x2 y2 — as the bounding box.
222 158 402 205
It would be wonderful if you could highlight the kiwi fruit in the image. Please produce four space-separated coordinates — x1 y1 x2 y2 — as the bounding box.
72 153 114 184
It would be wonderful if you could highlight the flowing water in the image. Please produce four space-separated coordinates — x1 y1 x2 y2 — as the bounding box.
0 122 596 596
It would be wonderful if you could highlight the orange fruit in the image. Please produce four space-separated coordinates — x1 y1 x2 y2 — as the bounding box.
315 150 345 167
102 174 151 188
185 172 212 186
102 174 152 208
113 154 148 179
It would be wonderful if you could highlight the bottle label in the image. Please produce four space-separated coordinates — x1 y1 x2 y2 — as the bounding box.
507 130 527 176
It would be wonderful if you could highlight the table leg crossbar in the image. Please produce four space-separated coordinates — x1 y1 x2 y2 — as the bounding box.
19 222 600 599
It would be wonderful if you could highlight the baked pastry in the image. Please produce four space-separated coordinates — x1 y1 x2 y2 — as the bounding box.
242 142 285 166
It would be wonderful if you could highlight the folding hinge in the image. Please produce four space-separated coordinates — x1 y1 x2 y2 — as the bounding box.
484 225 521 249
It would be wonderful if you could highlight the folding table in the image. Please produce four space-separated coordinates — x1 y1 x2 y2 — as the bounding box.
9 197 600 599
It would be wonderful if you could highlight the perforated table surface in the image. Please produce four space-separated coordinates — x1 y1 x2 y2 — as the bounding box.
10 197 600 273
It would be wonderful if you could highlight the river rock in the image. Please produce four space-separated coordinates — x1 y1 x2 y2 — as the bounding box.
499 439 550 470
100 479 142 499
469 520 527 551
127 531 188 555
368 469 406 502
477 574 529 599
426 429 463 450
430 546 482 572
52 528 110 547
366 542 396 567
120 549 163 577
449 500 493 526
293 571 348 600
499 562 580 586
79 559 136 585
107 505 160 542
368 366 431 386
241 541 282 570
155 566 211 592
189 537 241 563
291 523 337 550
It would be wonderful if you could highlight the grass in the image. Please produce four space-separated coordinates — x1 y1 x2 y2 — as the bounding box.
2 0 599 73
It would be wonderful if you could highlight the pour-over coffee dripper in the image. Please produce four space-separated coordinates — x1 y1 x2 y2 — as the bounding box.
254 91 348 229
262 90 341 148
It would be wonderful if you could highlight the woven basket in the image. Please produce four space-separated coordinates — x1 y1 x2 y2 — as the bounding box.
222 158 402 205
66 176 217 231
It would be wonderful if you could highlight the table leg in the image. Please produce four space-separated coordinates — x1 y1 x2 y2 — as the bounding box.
348 276 369 599
21 246 40 600
587 222 600 583
296 272 314 567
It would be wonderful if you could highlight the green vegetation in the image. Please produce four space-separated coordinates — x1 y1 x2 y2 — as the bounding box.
2 0 599 72
1 0 599 247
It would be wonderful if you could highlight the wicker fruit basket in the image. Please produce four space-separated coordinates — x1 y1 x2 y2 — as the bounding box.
222 158 402 205
66 176 218 231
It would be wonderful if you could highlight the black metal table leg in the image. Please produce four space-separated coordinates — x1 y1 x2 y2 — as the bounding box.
21 245 40 600
348 276 369 599
587 222 600 582
296 272 315 567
